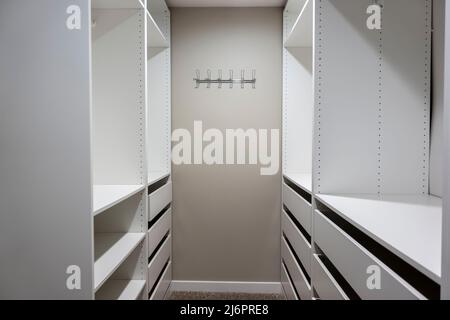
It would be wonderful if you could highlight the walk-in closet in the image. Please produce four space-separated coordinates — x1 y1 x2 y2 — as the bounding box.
0 0 449 300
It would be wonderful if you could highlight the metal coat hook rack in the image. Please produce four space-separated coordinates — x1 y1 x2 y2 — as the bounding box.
194 69 256 89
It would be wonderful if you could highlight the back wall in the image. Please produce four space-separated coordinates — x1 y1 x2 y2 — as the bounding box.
171 7 282 282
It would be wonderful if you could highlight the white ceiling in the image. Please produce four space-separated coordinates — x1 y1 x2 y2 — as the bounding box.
166 0 286 7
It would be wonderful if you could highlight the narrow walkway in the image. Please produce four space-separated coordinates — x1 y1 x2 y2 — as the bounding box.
166 291 285 300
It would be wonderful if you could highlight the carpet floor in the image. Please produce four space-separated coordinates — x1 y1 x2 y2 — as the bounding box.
166 291 286 300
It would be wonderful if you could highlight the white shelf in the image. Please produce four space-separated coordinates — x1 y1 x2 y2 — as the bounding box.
148 171 170 186
95 279 146 300
316 194 442 283
284 0 312 48
94 233 146 291
147 11 168 48
93 185 145 216
284 173 312 194
92 0 144 9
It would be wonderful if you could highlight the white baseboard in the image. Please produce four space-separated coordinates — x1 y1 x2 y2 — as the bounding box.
169 281 282 294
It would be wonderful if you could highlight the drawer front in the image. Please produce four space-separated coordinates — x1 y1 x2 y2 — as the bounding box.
148 235 171 292
148 209 171 258
149 182 172 221
282 183 311 234
314 210 425 300
312 254 348 300
281 236 311 300
281 262 298 300
282 210 311 276
150 261 172 300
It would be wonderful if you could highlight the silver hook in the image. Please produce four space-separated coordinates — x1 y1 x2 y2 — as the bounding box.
252 69 256 89
218 69 222 89
229 70 233 89
195 69 200 88
207 69 211 89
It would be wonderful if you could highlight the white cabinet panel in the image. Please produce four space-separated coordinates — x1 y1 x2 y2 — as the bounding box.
314 210 425 300
282 183 312 234
149 182 172 221
148 209 172 257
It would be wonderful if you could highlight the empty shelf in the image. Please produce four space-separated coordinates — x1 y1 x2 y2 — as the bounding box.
94 233 146 291
95 279 146 300
147 11 168 48
148 171 170 186
93 185 145 216
285 0 313 48
92 0 144 9
316 194 442 283
284 173 312 193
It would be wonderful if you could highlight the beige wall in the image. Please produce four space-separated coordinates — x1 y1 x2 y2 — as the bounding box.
171 7 282 282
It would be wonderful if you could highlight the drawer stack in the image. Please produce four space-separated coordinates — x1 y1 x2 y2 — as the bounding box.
281 176 441 300
281 177 313 300
147 177 172 300
311 198 440 300
313 209 425 299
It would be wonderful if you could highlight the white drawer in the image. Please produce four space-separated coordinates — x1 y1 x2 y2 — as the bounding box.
150 261 172 300
281 262 298 300
149 182 172 221
148 209 171 258
312 254 348 300
282 183 311 234
282 210 311 276
281 236 311 300
314 210 425 300
148 235 171 292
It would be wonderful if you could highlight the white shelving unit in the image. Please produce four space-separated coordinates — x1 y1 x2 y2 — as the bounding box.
282 0 445 300
146 0 173 300
312 0 439 297
281 0 314 301
91 0 148 300
91 0 172 300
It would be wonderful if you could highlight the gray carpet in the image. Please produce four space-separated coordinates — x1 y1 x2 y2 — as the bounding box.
166 291 286 300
